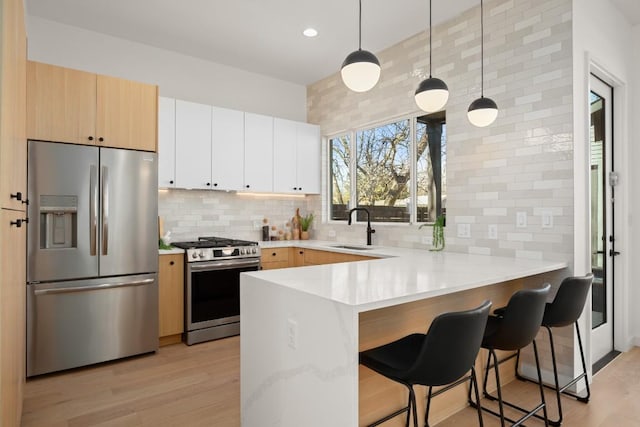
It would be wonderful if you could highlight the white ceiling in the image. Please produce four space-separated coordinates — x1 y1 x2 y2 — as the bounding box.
610 0 640 25
25 0 640 86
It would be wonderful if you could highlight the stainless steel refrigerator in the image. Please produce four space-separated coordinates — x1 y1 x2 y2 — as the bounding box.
26 140 159 377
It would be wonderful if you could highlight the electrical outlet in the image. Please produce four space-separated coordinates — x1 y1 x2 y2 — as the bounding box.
422 235 433 245
516 212 527 228
287 318 298 350
457 223 471 238
488 224 498 239
541 210 553 229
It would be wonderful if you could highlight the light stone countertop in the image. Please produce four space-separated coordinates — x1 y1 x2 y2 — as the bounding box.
158 248 185 255
247 240 568 313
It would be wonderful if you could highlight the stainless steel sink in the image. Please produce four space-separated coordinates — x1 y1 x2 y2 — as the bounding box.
330 244 374 251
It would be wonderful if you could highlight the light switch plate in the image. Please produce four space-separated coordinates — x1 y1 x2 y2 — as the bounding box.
541 210 553 228
457 223 471 238
488 224 498 239
516 212 527 228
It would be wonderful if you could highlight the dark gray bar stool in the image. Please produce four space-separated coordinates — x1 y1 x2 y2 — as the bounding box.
513 274 593 426
360 300 492 427
470 284 551 427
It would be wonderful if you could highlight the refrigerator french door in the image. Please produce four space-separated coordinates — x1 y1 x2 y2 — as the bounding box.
27 140 159 376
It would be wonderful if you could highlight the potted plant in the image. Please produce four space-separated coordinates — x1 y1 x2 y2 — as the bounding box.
299 213 314 240
419 215 445 251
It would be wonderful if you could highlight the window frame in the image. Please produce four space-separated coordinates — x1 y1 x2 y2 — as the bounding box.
326 113 444 226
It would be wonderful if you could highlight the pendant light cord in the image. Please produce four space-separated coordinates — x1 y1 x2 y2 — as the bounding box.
480 0 484 97
359 0 362 50
429 0 432 78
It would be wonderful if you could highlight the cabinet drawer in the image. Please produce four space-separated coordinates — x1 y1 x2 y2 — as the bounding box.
261 248 289 263
261 260 289 270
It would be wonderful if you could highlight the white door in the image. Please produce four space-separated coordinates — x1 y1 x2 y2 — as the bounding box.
175 100 212 190
212 107 244 191
296 122 321 194
244 113 273 192
273 118 297 193
158 97 176 188
590 75 615 364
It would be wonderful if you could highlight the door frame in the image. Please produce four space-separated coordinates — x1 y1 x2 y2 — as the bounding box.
578 54 631 378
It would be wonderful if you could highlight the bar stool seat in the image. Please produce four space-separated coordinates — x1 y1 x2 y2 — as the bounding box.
360 300 492 427
471 284 551 427
513 274 593 426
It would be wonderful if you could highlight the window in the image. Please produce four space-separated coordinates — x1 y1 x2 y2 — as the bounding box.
356 119 411 222
329 112 446 224
330 135 351 221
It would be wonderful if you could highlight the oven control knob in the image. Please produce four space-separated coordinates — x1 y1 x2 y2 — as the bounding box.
252 247 257 254
191 252 198 259
199 251 205 259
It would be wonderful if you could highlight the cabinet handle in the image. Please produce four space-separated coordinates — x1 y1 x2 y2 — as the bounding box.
272 252 277 256
10 218 28 228
88 136 94 141
213 183 218 187
98 137 104 142
169 261 175 266
245 185 250 189
299 187 303 191
299 251 304 255
206 182 211 186
293 187 298 190
169 180 174 184
10 192 27 204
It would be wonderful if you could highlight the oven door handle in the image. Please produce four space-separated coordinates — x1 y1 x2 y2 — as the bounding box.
189 259 260 272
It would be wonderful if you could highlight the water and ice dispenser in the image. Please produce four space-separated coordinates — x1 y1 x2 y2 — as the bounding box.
39 195 78 249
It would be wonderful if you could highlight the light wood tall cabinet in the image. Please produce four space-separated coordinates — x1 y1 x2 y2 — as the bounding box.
158 254 184 346
27 61 158 152
0 0 27 424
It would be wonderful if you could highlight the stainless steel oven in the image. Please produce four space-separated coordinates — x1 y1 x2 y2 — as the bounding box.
172 237 260 345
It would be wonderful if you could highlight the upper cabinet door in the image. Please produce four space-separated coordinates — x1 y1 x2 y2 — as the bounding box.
273 118 297 193
158 97 176 188
212 107 244 191
296 123 321 194
96 75 157 152
244 113 273 193
26 61 96 145
175 100 212 190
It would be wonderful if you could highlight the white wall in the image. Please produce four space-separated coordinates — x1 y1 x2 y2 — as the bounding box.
572 0 636 350
631 24 640 346
26 16 307 121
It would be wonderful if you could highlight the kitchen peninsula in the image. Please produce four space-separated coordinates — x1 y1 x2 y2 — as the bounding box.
240 243 567 426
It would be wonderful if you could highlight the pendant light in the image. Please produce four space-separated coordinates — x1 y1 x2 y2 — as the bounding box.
414 0 449 113
468 0 498 127
341 0 381 92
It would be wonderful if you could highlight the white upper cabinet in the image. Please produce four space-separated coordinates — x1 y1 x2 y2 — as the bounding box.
273 118 297 192
175 100 212 190
244 113 273 193
273 119 321 194
158 97 176 188
296 122 321 194
212 107 244 191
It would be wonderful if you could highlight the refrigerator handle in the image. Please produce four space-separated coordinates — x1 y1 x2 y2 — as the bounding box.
102 165 109 256
90 164 98 256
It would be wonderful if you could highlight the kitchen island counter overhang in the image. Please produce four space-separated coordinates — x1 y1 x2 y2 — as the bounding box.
240 247 567 426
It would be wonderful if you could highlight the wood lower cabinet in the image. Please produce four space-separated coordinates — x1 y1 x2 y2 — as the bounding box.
260 247 290 270
27 61 158 152
261 247 374 270
158 254 184 345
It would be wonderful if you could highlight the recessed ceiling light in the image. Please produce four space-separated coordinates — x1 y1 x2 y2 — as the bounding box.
303 28 318 38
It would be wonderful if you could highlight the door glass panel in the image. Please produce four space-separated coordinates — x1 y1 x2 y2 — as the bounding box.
590 91 606 329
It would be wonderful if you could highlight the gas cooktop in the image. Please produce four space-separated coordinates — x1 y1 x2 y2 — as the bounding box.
172 236 260 262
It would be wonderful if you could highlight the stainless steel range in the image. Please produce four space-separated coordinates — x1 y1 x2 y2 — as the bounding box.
172 237 261 345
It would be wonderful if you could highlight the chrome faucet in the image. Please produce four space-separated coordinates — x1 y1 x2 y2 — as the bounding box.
347 207 375 246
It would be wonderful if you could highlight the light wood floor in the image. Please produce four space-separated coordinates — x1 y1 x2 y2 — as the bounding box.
22 338 640 426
